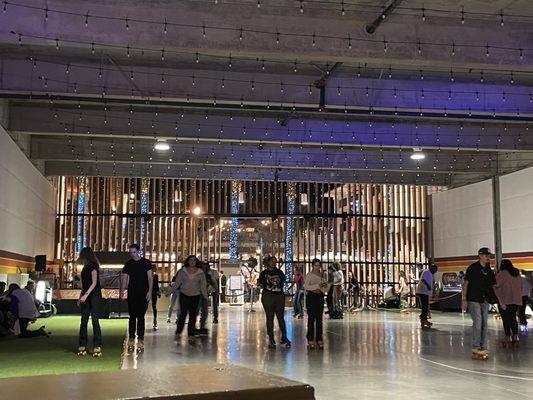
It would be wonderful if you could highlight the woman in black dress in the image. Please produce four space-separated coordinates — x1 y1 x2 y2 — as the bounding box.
77 247 103 357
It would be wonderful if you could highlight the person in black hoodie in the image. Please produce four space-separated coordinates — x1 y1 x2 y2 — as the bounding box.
258 256 291 349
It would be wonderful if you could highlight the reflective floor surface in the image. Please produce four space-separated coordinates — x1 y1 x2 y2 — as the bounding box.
122 305 533 400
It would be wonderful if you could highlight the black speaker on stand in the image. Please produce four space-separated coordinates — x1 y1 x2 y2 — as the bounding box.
35 255 46 272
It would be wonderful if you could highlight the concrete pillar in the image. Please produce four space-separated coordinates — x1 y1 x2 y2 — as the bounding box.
0 99 9 129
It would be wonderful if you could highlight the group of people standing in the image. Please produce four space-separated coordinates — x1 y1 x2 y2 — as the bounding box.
257 257 342 349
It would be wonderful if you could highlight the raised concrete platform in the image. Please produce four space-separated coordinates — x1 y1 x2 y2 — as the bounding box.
0 364 314 400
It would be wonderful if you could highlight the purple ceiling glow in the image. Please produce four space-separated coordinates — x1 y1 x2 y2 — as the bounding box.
1 0 533 187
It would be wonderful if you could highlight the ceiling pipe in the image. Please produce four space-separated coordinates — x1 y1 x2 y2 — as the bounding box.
365 0 404 35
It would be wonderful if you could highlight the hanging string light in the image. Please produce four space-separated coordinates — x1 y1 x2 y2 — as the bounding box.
140 177 149 255
229 180 240 259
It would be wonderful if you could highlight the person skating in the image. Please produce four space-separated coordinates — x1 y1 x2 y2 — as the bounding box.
77 247 103 357
121 244 153 353
493 259 522 348
167 268 181 323
206 263 220 324
220 271 227 303
304 259 329 349
416 264 438 329
292 267 304 319
518 274 532 331
331 263 344 319
462 248 497 360
151 265 161 331
348 272 360 310
175 256 208 342
198 262 218 334
258 256 291 349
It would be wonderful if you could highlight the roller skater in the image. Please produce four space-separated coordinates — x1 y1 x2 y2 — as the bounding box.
258 256 291 350
494 259 523 351
462 248 496 359
175 256 208 342
304 259 330 351
416 264 438 329
77 247 103 360
121 244 154 354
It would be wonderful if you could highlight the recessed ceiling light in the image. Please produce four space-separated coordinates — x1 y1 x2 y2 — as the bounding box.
154 140 170 151
410 148 426 160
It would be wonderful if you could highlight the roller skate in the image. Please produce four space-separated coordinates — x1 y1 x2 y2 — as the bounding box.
512 335 520 348
136 339 144 353
166 318 171 323
420 320 432 329
307 341 316 350
317 340 324 349
153 324 158 331
77 346 87 356
471 348 488 360
127 338 135 353
198 328 209 336
92 347 102 357
268 339 277 349
280 337 292 348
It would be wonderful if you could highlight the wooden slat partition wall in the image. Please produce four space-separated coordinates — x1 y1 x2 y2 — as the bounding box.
55 178 430 301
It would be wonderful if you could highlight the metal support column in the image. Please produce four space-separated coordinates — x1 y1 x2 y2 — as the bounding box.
492 176 502 268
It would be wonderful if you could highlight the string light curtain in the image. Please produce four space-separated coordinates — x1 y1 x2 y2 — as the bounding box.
76 176 87 253
229 180 240 259
140 177 149 255
285 182 296 285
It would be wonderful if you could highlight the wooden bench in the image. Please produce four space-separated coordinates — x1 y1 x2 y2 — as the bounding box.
0 364 315 400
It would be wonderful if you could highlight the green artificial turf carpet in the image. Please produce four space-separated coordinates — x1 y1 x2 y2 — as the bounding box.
0 316 127 378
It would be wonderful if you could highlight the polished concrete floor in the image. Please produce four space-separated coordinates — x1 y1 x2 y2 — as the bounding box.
122 304 533 400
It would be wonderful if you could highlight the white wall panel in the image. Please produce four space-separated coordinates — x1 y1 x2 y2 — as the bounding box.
0 126 56 259
432 180 494 258
500 166 533 254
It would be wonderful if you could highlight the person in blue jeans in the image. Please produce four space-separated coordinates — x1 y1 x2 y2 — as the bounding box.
462 248 496 359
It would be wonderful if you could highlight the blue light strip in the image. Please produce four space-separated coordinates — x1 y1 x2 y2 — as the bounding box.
229 180 239 259
77 192 85 254
285 182 296 286
140 178 149 256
